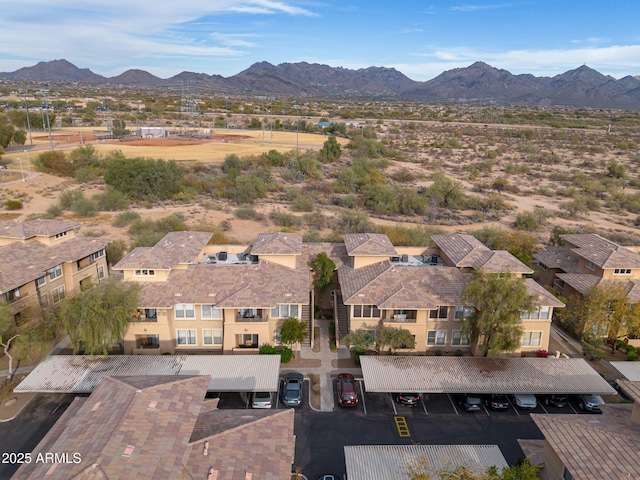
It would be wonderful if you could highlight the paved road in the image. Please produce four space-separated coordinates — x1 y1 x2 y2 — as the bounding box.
0 393 74 479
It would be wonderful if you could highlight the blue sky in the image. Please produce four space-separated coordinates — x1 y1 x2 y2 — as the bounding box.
1 1 639 81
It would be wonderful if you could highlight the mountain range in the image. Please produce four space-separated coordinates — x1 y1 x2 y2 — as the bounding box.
2 59 640 109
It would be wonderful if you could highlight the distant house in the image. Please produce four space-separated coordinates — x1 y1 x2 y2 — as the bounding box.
14 375 295 479
0 219 110 322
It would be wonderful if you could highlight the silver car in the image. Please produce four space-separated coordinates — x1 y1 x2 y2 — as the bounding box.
578 394 604 413
512 394 537 409
251 391 274 409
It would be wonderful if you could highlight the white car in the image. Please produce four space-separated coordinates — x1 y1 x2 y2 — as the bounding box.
511 394 537 409
251 391 274 409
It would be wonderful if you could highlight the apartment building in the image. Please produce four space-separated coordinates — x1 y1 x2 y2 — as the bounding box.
114 232 311 354
0 219 110 322
120 231 562 356
337 233 563 355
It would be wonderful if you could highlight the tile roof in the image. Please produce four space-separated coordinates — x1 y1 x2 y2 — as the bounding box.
360 356 616 394
339 262 471 309
301 242 350 269
113 231 213 270
137 260 309 308
250 232 303 255
344 444 508 480
524 278 565 307
15 375 295 480
432 234 533 273
343 233 397 256
557 274 640 302
560 233 640 269
0 236 110 293
533 246 580 272
531 406 640 480
0 219 80 239
616 379 640 401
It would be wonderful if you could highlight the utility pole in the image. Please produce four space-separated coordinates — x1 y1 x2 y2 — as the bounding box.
24 90 33 146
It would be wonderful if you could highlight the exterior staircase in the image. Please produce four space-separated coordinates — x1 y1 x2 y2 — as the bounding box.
334 290 350 345
301 292 312 347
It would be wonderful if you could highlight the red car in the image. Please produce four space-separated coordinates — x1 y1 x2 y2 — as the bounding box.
337 373 359 407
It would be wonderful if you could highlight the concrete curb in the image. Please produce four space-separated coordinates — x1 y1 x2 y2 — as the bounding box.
0 393 36 423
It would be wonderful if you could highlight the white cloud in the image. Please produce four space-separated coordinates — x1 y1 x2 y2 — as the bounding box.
450 3 519 12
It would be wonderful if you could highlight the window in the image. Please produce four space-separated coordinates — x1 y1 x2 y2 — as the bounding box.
562 468 574 480
49 264 62 280
237 333 258 348
54 231 68 239
522 331 542 347
36 275 46 287
175 304 195 318
521 306 550 320
427 330 446 345
352 305 380 318
614 268 632 275
538 262 547 270
241 308 258 318
203 329 223 346
91 249 105 261
454 306 474 320
585 260 595 271
177 329 196 345
270 304 300 318
134 269 155 276
3 288 20 303
202 304 222 319
146 335 159 347
429 306 448 319
97 265 105 280
52 286 65 304
452 330 470 346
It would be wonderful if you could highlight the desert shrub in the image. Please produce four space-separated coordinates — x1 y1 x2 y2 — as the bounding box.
234 207 257 219
294 154 323 181
45 204 63 218
270 211 303 228
486 149 498 159
390 168 417 183
505 163 531 175
379 225 441 246
514 211 540 231
426 173 466 209
59 189 85 209
225 174 268 204
128 213 187 248
341 194 359 209
74 166 103 183
261 149 285 167
93 187 130 211
4 200 22 210
104 156 184 202
335 209 378 234
70 197 98 217
318 136 341 163
291 194 316 212
112 210 141 227
33 150 72 176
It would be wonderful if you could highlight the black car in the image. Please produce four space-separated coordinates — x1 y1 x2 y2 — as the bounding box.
394 393 420 406
541 394 568 407
458 394 482 412
282 372 304 407
484 394 509 410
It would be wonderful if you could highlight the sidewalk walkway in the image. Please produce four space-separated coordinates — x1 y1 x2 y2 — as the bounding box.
289 319 361 412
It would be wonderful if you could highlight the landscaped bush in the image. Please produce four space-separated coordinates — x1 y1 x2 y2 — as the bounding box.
628 351 639 361
259 344 293 363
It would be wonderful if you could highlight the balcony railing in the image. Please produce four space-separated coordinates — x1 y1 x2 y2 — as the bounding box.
382 313 417 323
135 314 158 323
235 315 267 322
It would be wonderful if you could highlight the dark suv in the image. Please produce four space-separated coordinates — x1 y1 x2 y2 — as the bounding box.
282 372 304 407
542 394 568 407
458 394 483 412
484 394 509 410
394 393 420 407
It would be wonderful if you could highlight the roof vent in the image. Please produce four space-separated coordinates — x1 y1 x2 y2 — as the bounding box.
122 445 135 457
91 402 101 412
203 440 209 456
147 400 157 411
207 468 218 480
175 293 182 297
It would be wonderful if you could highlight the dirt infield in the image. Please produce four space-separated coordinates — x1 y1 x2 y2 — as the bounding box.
119 138 208 147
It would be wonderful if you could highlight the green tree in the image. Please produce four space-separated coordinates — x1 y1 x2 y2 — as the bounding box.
310 252 337 293
426 173 466 209
104 156 184 201
0 124 15 148
279 317 308 358
318 136 342 163
463 270 535 356
340 329 375 352
375 322 416 353
60 278 139 355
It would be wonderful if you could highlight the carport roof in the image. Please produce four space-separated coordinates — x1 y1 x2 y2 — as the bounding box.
360 356 616 395
344 445 508 480
14 355 281 393
611 361 640 381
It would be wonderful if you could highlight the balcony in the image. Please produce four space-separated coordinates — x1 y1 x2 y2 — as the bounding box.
235 315 267 322
382 312 417 323
135 309 158 322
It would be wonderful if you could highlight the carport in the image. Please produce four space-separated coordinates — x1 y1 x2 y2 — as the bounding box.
14 355 281 394
360 356 616 395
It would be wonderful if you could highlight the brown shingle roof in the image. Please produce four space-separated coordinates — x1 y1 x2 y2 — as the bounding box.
250 232 303 255
0 236 110 293
137 260 309 308
431 233 488 265
560 233 640 269
556 273 601 295
113 231 212 270
531 407 640 480
343 233 397 256
524 278 565 307
533 246 580 272
15 375 295 480
301 242 349 269
0 219 80 240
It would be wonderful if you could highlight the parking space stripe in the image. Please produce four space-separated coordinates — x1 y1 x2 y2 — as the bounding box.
447 393 459 415
420 394 428 415
389 394 398 415
394 416 411 437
